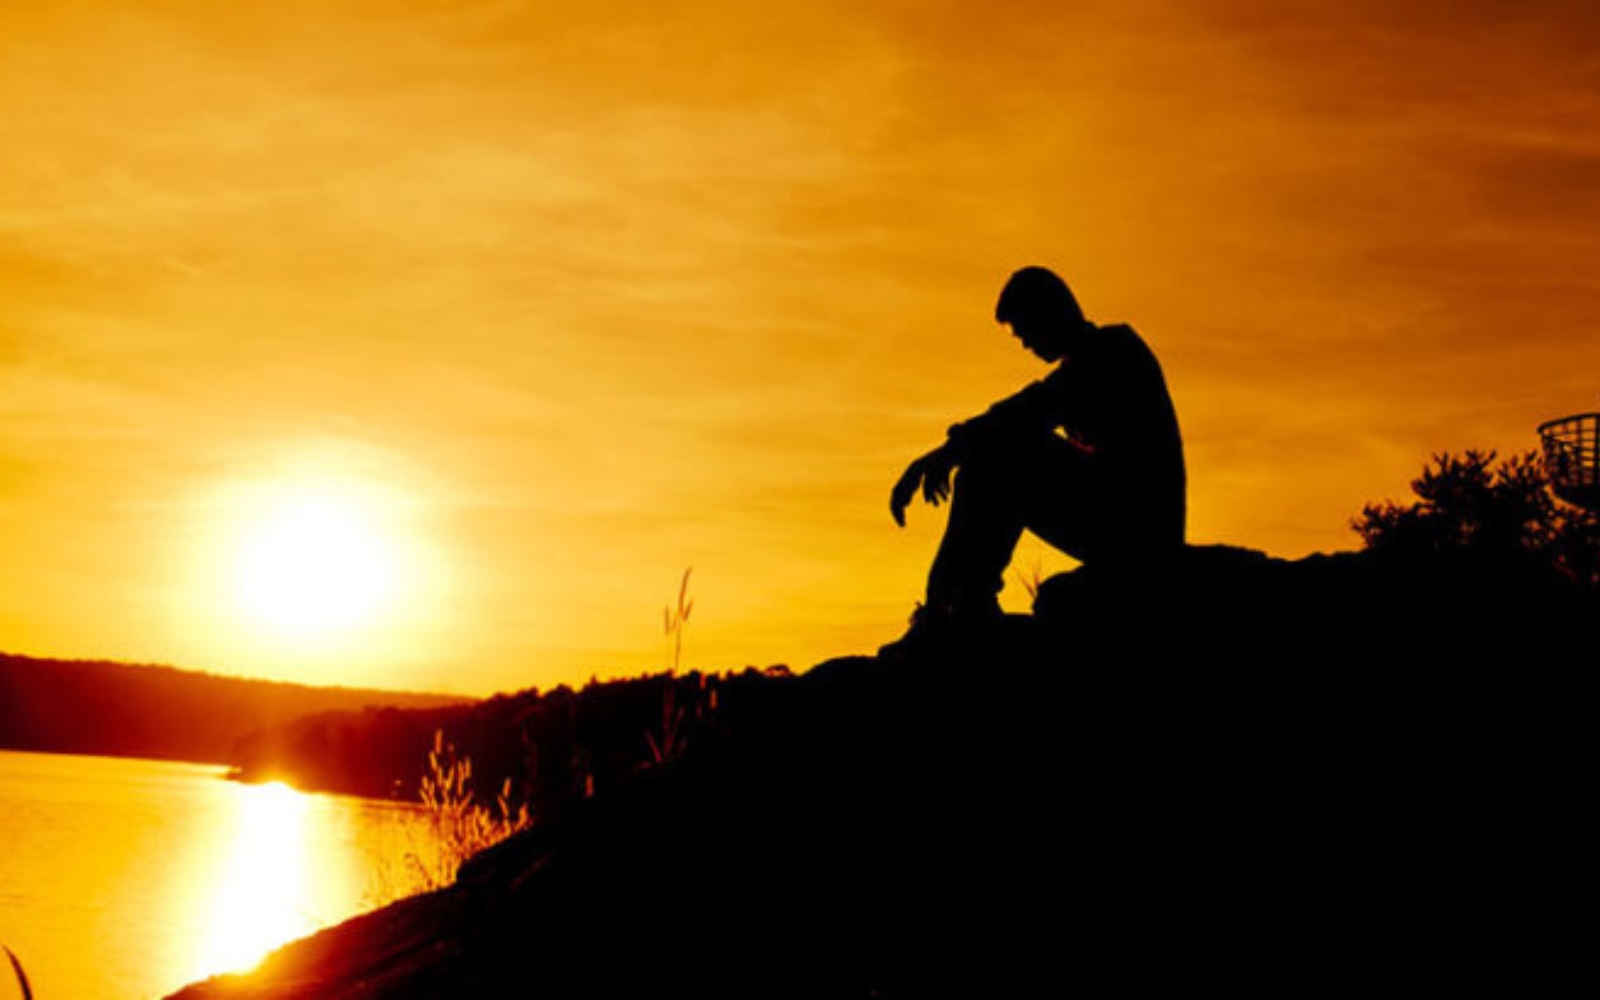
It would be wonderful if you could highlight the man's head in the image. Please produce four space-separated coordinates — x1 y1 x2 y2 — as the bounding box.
995 266 1087 362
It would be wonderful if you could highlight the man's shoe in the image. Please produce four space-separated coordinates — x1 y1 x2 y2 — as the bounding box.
877 598 1003 660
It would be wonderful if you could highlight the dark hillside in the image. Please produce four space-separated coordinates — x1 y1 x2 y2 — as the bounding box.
170 545 1596 997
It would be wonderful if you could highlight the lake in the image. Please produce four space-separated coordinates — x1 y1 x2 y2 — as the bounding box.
0 749 440 999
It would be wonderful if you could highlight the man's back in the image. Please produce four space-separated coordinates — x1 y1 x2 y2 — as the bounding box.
1039 322 1185 550
951 320 1185 554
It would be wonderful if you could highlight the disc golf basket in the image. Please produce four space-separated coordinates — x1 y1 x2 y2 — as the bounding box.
1539 409 1600 511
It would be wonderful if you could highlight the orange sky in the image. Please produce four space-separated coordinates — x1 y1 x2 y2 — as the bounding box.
3 1 1598 695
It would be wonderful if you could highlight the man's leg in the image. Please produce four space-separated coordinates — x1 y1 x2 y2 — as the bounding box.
925 433 1092 615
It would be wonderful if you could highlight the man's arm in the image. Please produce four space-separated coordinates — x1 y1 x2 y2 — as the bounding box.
890 372 1066 526
891 364 1079 525
944 371 1067 458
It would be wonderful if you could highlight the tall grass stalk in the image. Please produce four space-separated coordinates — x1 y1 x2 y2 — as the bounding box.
3 944 32 1000
1015 556 1046 604
405 730 530 891
647 568 694 765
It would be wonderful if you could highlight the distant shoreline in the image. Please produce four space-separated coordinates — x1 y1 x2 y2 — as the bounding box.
0 653 470 777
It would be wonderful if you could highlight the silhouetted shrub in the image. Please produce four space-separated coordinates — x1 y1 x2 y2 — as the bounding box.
1354 449 1599 587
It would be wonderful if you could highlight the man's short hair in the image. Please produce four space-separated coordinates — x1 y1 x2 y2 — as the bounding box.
995 266 1086 327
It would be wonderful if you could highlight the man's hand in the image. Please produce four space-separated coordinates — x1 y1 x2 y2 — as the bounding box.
890 445 956 527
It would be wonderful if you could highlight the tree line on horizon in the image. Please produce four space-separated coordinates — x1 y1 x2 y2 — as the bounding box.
0 654 465 765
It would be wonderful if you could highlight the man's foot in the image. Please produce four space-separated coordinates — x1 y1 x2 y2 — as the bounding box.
877 597 1004 660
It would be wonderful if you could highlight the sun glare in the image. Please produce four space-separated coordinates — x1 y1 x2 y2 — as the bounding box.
233 493 397 638
202 465 425 655
182 444 454 682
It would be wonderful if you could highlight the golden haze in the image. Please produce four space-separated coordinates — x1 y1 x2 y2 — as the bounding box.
3 1 1599 694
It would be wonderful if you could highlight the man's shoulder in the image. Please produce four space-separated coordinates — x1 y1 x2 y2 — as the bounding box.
1085 323 1172 391
1095 321 1142 343
1088 322 1156 360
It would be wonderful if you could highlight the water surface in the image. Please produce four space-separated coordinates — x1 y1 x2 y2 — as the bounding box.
0 749 436 999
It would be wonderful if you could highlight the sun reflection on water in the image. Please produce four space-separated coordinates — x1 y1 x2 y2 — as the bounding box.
192 781 319 979
0 752 441 1000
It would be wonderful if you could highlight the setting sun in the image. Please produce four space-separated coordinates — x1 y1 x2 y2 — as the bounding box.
179 446 454 683
233 494 397 639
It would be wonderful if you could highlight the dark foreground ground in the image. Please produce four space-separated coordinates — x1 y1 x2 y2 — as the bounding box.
170 546 1595 998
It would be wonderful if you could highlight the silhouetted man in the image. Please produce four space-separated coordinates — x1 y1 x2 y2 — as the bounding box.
886 266 1185 646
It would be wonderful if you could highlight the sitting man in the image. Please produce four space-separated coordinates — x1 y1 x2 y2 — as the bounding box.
886 265 1186 647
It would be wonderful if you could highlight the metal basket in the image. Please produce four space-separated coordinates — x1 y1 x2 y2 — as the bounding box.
1539 411 1600 511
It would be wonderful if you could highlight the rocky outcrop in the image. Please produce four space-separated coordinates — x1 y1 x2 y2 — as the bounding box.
170 546 1596 998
